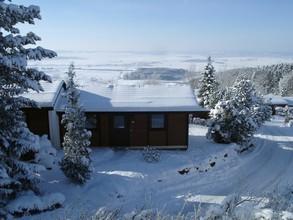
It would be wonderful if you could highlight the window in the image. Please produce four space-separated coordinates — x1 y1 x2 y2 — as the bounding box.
151 114 165 129
85 114 97 129
114 115 125 128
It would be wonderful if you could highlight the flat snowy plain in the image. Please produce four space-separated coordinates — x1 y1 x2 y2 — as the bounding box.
25 116 293 219
32 51 293 85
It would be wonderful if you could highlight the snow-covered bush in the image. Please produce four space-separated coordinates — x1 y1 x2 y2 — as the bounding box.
275 106 293 117
190 117 210 126
288 120 293 127
284 105 293 124
198 56 220 109
142 146 161 163
275 107 286 116
124 209 157 220
0 0 58 217
60 64 92 184
91 207 119 220
263 186 293 218
35 135 57 169
6 192 65 217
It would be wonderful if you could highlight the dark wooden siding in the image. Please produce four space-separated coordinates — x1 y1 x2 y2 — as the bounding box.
167 113 188 145
58 111 191 148
191 111 210 119
149 130 167 146
23 108 50 138
100 113 110 146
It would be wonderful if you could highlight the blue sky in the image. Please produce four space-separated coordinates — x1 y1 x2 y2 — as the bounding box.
14 0 293 55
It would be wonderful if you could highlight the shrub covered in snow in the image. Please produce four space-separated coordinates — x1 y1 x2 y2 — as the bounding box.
0 0 58 217
142 146 161 163
35 135 57 169
60 64 92 184
6 191 65 217
190 117 210 126
91 207 119 220
263 186 293 218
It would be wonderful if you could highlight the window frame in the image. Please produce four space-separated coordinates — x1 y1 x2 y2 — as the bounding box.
150 113 166 129
113 115 126 129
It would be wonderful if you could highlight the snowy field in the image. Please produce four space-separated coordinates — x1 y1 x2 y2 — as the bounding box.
30 51 293 85
25 116 293 219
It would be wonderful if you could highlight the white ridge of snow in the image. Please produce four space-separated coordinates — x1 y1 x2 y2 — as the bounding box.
98 171 146 179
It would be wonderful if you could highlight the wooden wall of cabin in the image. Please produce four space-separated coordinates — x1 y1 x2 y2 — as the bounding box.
58 112 189 148
23 108 50 138
167 113 188 146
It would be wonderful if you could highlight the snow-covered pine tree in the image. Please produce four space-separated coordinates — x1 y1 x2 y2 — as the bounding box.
231 79 256 109
279 72 293 96
60 64 92 184
0 0 57 217
251 95 272 127
207 99 256 145
207 79 270 146
198 56 219 108
231 79 271 127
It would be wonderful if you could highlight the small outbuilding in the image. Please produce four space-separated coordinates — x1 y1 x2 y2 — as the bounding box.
23 80 206 149
264 94 293 115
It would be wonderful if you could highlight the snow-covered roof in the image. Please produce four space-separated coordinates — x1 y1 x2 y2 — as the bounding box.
55 80 203 112
264 94 293 106
22 80 65 108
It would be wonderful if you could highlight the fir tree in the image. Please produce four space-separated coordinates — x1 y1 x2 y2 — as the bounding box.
207 79 270 146
198 56 219 108
0 1 57 216
279 72 293 96
60 64 92 185
231 79 256 109
207 99 256 145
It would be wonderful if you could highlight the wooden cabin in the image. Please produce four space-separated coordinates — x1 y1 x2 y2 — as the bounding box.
23 80 207 149
22 81 66 147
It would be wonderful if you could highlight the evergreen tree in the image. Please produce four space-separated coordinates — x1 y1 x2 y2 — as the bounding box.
207 79 270 146
279 72 293 96
198 56 219 108
0 1 56 216
231 79 256 109
207 99 256 145
60 64 92 184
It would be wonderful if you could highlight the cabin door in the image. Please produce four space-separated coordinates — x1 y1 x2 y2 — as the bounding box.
129 114 148 146
110 114 130 146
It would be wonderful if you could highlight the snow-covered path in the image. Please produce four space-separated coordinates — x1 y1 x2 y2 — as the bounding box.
27 117 293 219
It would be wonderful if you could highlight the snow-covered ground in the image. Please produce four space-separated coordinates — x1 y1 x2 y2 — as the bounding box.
25 116 293 219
